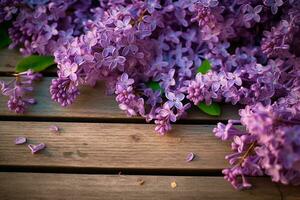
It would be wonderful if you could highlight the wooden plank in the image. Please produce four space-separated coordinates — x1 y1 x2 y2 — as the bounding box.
0 173 290 200
280 185 300 200
0 77 240 121
0 121 230 170
0 49 23 73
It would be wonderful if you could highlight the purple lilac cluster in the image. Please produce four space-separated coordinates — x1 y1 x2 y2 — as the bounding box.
185 1 300 107
52 1 201 134
1 0 92 55
51 0 300 135
214 102 300 189
0 0 19 23
0 70 41 113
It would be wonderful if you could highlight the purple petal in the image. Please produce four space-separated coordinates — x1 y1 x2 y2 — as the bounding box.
28 143 46 154
186 152 195 162
15 137 27 145
117 56 126 64
49 125 60 133
69 73 77 82
166 92 175 101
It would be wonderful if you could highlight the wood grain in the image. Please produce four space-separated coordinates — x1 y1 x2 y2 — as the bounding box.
0 121 230 170
0 77 240 121
0 49 23 73
280 185 300 200
0 172 291 200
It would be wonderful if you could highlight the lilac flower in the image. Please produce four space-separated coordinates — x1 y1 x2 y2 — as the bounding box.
144 88 162 107
44 23 58 40
50 78 79 107
218 102 300 188
0 0 19 22
116 73 134 92
115 74 145 117
155 69 176 90
242 4 263 27
6 0 92 55
164 29 181 44
261 20 293 58
145 0 162 14
62 63 79 82
214 122 245 141
154 102 177 135
115 16 132 31
104 50 126 70
263 0 284 14
0 70 41 113
241 103 300 185
166 91 185 109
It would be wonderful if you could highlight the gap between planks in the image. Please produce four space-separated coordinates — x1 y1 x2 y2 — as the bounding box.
0 172 297 200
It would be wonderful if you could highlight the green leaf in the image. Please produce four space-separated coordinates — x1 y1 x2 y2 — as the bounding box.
146 81 163 93
197 102 221 116
197 59 212 74
16 55 55 73
0 26 11 49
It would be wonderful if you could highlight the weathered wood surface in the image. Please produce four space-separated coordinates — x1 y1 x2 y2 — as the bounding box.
0 121 230 170
0 77 240 121
0 49 23 73
0 173 293 200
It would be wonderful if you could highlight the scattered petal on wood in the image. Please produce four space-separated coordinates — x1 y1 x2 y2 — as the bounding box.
186 152 195 162
171 181 177 189
28 143 46 154
49 125 60 133
15 137 27 145
137 178 145 186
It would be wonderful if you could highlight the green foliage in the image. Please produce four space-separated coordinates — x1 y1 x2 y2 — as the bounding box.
146 81 163 93
16 55 55 72
197 102 221 116
0 25 11 49
197 59 212 74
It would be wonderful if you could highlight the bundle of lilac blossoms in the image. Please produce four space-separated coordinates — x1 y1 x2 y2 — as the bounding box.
1 0 300 189
1 0 93 55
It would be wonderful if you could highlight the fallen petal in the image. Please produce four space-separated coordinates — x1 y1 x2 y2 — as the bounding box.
186 152 195 162
28 143 46 154
15 137 27 145
49 125 60 133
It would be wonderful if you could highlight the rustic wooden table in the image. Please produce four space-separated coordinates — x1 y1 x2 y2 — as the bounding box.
0 49 299 200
